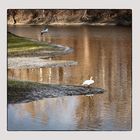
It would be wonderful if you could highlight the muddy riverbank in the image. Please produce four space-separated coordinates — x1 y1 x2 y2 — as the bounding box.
8 57 78 69
8 80 105 104
8 32 77 68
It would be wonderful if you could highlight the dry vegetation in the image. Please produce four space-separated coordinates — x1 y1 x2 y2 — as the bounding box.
7 9 132 26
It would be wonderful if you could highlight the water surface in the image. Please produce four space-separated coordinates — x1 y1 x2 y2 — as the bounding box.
8 25 132 130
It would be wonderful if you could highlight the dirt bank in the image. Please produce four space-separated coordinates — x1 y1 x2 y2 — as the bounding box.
8 57 78 69
8 80 105 104
8 32 77 68
7 9 132 26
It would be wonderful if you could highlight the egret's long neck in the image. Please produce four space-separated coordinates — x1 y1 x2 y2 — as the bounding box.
90 77 93 80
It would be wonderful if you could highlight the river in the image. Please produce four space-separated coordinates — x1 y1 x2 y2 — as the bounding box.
8 25 132 130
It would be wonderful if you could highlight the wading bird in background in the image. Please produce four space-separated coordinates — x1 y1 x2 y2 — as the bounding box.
41 27 48 35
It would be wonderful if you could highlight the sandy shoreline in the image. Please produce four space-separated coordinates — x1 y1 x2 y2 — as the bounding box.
8 57 78 69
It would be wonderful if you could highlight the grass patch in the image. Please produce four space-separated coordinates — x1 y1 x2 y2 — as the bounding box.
8 80 30 102
8 32 58 54
8 79 44 94
8 79 37 103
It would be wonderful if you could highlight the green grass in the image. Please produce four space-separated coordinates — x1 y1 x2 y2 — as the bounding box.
8 79 49 103
8 79 42 91
8 32 57 54
8 79 36 103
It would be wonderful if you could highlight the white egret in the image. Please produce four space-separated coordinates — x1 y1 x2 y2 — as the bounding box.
82 76 94 87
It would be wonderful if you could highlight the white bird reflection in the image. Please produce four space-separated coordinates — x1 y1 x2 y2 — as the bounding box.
39 68 43 82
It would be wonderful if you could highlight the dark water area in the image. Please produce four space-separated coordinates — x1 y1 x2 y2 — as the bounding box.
8 25 132 130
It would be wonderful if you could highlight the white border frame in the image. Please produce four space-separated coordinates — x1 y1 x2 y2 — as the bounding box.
0 0 139 139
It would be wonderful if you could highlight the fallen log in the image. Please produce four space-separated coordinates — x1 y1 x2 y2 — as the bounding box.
8 80 105 104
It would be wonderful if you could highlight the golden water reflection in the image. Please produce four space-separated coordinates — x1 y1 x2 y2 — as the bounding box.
8 25 131 130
